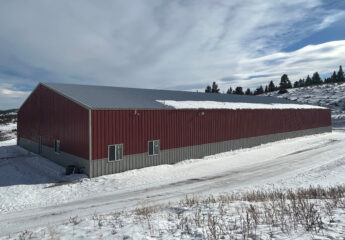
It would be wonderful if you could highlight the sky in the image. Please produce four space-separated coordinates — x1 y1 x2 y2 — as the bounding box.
0 0 345 109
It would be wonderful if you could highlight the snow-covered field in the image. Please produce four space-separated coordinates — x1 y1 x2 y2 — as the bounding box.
0 129 345 239
0 123 16 142
1 84 345 239
0 110 17 142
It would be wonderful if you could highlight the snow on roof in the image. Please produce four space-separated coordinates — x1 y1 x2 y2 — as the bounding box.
156 100 326 110
41 82 319 110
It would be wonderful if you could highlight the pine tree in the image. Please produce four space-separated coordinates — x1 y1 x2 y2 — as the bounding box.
226 87 233 94
211 82 220 93
254 86 264 95
234 86 244 95
279 74 291 93
287 79 292 88
264 85 268 93
293 81 299 88
205 85 212 93
268 80 276 92
305 75 312 86
299 78 305 87
245 88 252 95
337 65 344 82
331 71 337 83
311 72 323 85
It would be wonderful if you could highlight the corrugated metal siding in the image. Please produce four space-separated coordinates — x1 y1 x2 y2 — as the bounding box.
91 126 331 177
18 84 89 159
91 108 331 160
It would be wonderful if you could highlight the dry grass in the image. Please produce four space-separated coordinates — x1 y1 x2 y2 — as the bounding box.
15 185 345 240
175 185 345 239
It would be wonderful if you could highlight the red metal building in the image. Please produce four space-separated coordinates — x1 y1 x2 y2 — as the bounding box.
18 83 332 177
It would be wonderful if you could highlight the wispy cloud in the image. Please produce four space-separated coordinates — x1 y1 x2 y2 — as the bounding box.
0 0 344 108
0 88 28 97
316 11 345 30
0 81 30 109
224 40 345 90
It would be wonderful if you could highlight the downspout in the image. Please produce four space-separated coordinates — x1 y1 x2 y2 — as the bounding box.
89 109 93 178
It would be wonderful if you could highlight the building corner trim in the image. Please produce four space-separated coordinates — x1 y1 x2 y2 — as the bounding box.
89 109 93 178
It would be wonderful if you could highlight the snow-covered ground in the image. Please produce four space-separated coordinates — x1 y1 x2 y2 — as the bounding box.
0 129 345 239
0 123 16 142
0 110 17 142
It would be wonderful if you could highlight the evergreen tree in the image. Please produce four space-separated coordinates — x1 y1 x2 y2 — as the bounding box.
279 74 292 93
264 85 268 93
234 86 244 95
337 65 344 82
268 80 276 92
305 75 312 86
331 71 337 83
311 72 323 85
245 88 252 95
298 78 305 87
293 81 299 88
226 87 233 94
205 85 212 93
211 81 220 93
254 85 264 95
287 80 292 88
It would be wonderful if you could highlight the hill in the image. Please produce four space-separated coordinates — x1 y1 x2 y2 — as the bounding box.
265 82 345 125
0 109 17 142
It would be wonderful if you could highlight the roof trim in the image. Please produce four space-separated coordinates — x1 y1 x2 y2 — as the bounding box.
40 83 92 110
18 84 42 112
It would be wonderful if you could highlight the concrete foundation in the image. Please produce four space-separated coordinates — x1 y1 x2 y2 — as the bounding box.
18 137 90 175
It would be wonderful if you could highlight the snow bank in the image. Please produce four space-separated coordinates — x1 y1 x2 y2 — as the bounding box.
156 100 325 110
0 123 16 132
0 138 16 147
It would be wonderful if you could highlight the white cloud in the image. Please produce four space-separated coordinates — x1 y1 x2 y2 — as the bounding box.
0 82 30 109
1 88 28 97
316 11 345 30
0 0 344 108
225 40 345 90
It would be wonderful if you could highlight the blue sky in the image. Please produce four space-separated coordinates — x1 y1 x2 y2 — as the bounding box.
0 0 345 109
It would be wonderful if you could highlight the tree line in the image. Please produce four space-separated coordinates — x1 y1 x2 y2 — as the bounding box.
205 65 344 95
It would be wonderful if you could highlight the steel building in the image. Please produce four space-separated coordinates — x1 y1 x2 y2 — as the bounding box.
18 83 332 177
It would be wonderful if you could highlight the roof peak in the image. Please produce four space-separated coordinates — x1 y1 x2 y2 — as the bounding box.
40 82 299 110
42 82 197 94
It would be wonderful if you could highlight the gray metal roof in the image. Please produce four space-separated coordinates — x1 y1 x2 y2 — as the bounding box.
42 82 297 110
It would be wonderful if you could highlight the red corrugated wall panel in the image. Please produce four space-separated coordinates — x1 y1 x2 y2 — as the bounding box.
17 84 89 159
91 108 331 160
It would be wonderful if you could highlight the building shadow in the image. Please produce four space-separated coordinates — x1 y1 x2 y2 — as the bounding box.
0 144 85 187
